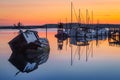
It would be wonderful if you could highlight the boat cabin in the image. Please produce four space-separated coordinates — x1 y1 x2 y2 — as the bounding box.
9 30 40 53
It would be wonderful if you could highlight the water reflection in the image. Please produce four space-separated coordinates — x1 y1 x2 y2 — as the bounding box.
56 34 109 65
8 30 50 75
108 35 120 47
56 35 68 50
1 29 120 80
9 49 50 75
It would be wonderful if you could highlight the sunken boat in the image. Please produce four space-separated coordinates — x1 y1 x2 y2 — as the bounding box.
8 30 50 53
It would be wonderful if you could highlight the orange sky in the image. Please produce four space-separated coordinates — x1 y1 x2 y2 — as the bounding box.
0 0 120 26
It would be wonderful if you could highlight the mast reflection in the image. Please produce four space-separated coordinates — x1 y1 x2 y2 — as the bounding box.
70 37 92 65
55 33 108 65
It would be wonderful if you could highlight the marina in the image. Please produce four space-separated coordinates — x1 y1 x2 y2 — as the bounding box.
0 29 120 80
1 0 120 80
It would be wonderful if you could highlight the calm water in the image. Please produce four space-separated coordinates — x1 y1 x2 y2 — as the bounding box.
0 29 120 80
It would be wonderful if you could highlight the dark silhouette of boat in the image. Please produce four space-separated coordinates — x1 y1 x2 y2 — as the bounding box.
8 30 50 53
70 37 89 46
8 47 50 74
8 29 50 75
55 23 68 39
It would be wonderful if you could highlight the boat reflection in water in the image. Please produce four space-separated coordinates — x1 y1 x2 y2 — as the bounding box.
55 33 108 65
8 29 50 75
108 35 120 47
56 34 68 50
9 48 50 75
55 23 68 50
69 37 93 65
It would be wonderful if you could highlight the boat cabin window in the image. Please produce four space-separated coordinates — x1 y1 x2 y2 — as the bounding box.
23 31 38 43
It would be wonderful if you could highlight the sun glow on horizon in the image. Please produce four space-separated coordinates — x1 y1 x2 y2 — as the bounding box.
0 0 120 26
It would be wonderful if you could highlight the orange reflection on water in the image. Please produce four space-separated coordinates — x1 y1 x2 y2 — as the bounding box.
0 29 120 64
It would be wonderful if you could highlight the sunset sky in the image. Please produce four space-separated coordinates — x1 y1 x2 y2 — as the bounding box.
0 0 120 26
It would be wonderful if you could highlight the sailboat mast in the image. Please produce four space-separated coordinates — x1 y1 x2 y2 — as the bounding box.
46 25 47 38
86 9 88 24
92 10 93 24
71 1 73 29
78 9 81 26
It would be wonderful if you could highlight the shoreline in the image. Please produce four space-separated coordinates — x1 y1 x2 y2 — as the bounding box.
1 23 120 29
0 26 57 29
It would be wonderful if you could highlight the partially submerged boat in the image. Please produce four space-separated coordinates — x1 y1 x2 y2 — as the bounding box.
8 30 50 53
8 29 50 74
